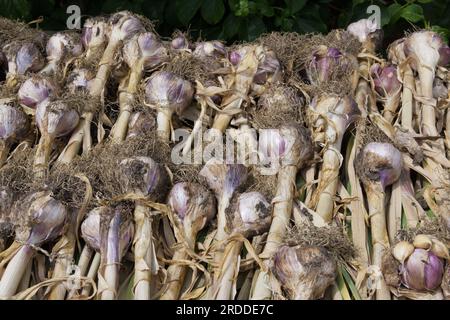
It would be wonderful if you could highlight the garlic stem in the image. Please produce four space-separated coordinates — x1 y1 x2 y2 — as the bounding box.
0 245 34 298
366 187 391 300
251 165 296 300
156 108 173 141
100 212 121 300
81 252 100 297
159 249 188 300
214 240 242 300
133 203 153 300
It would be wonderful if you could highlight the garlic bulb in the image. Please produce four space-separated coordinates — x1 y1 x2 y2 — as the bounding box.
35 99 80 139
108 11 145 44
356 142 402 190
41 32 83 75
18 75 58 109
371 64 401 97
168 182 216 247
3 42 45 76
272 245 336 300
123 32 168 70
16 191 68 246
401 248 445 291
81 207 134 258
126 112 156 139
0 102 30 144
228 191 271 237
119 156 169 200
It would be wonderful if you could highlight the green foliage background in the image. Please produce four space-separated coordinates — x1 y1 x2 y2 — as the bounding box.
1 0 449 44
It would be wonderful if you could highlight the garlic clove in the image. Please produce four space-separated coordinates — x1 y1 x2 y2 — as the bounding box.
413 234 433 250
392 241 414 263
430 238 450 260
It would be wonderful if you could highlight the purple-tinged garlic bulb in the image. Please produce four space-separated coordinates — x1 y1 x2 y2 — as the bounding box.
119 156 169 201
3 42 45 78
126 111 156 139
15 191 68 246
356 142 402 191
228 191 271 237
200 159 248 242
193 41 226 59
35 99 80 140
161 182 216 300
108 11 145 44
272 245 336 300
307 46 351 85
253 46 281 86
0 102 30 146
391 235 448 292
356 142 402 300
401 249 445 291
371 64 401 97
81 17 109 60
41 32 83 75
171 34 190 51
168 182 216 247
259 124 313 171
144 71 194 141
65 68 95 93
81 207 134 258
371 63 402 122
212 191 271 300
123 32 169 71
18 75 58 109
0 102 30 166
34 99 80 176
0 190 68 297
405 31 449 72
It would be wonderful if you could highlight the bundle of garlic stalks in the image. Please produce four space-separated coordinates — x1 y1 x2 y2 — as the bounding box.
0 12 449 300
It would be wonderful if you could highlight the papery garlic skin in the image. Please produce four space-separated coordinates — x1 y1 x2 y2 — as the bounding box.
272 245 336 300
119 156 169 200
108 11 144 44
123 32 168 70
18 75 58 109
168 182 216 246
401 248 445 292
3 42 45 76
347 18 379 43
126 112 156 139
357 142 402 190
81 207 134 259
371 64 401 96
0 103 30 144
17 191 68 246
230 191 271 237
35 99 80 139
193 41 226 59
145 71 194 116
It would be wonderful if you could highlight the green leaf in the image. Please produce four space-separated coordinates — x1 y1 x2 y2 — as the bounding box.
386 3 403 25
201 0 225 24
296 17 327 33
284 0 307 14
0 0 31 19
341 265 362 300
417 0 433 3
400 4 424 23
247 17 266 40
176 0 203 25
222 14 241 38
